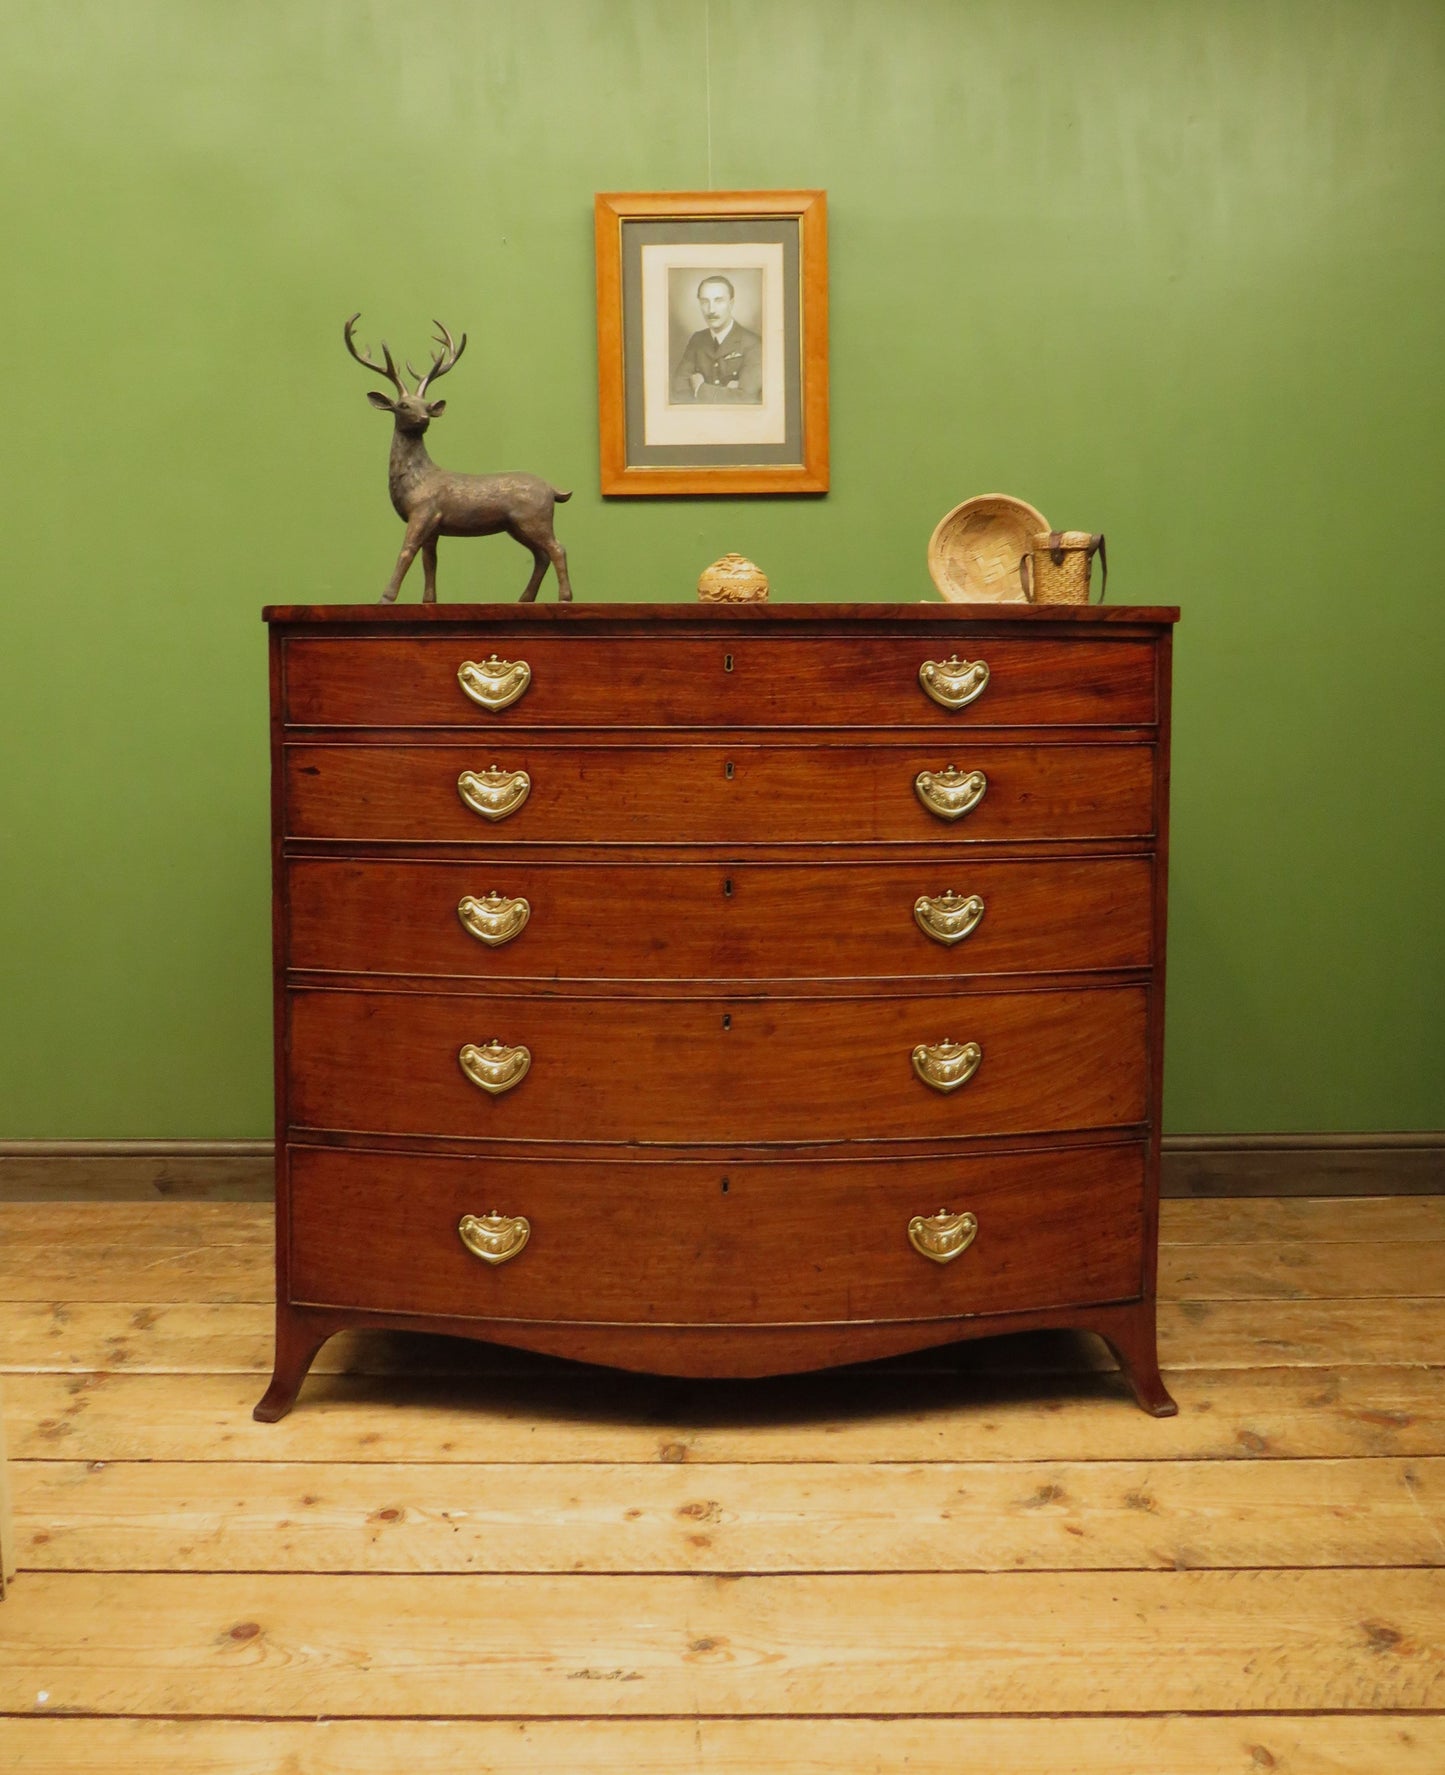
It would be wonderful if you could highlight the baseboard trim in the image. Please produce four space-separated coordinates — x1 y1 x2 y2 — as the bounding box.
1 1134 1441 1202
0 1141 274 1202
1161 1132 1445 1197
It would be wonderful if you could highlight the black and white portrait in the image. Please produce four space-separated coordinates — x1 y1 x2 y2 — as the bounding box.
668 269 764 405
637 239 786 451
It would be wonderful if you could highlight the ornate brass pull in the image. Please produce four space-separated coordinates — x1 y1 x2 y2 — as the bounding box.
458 765 530 822
457 656 531 712
918 656 990 711
458 892 531 947
911 1039 983 1093
458 1211 531 1265
914 891 985 947
908 1209 978 1264
915 765 987 822
458 1040 531 1095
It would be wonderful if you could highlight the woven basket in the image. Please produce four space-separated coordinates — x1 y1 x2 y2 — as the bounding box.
927 494 1051 602
1023 531 1107 605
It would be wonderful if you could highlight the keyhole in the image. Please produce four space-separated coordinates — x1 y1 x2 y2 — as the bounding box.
721 1177 730 1194
724 653 734 673
723 878 734 897
722 1013 732 1030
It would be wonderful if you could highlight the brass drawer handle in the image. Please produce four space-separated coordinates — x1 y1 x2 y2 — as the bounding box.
911 1038 982 1093
458 891 531 947
458 656 531 711
459 1040 531 1095
458 765 531 821
918 656 990 710
908 1209 978 1264
458 1211 531 1265
915 765 987 822
914 891 985 947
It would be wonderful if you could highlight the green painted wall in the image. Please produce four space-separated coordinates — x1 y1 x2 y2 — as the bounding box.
1 1 1441 1137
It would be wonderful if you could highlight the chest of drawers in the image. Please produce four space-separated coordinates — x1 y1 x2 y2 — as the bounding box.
255 601 1179 1421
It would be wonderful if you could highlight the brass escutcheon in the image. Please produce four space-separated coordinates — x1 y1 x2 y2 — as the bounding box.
918 656 990 711
458 892 531 947
913 891 986 947
911 1039 983 1093
458 1211 531 1265
457 656 532 711
458 1040 532 1095
915 765 988 822
907 1208 979 1264
458 765 531 821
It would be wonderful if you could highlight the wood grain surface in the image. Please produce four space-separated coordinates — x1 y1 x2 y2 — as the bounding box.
280 634 1159 729
0 1718 1434 1775
283 737 1157 846
1 1568 1440 1716
284 854 1155 981
13 1455 1441 1574
285 984 1149 1144
284 1141 1145 1326
1 1716 1438 1775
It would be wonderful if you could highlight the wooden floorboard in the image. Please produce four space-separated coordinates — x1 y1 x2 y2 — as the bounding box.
3 1715 1444 1773
12 1455 1444 1573
1 1195 1443 1768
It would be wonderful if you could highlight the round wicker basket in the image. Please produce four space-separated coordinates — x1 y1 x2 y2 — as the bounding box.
926 494 1051 603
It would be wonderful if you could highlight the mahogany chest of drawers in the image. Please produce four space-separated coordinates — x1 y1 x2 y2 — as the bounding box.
256 602 1179 1420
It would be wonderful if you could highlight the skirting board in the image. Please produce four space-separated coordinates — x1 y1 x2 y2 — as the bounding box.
0 1135 1441 1202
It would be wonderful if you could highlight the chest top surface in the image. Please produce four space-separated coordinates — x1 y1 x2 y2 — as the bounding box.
264 602 1178 629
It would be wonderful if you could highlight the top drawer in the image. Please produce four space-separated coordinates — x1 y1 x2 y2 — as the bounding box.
281 635 1158 730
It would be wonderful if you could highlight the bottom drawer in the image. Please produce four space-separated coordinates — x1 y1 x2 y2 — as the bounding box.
287 1141 1146 1326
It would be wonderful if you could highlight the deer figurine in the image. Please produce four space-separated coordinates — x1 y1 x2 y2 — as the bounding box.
344 314 573 603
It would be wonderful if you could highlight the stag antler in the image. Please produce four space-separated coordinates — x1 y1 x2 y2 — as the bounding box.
411 320 468 397
343 312 409 399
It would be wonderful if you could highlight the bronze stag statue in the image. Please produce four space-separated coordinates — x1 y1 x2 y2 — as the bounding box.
344 314 573 603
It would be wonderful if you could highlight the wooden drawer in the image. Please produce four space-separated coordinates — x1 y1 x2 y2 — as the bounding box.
288 985 1149 1145
284 740 1156 846
287 1141 1146 1325
286 856 1154 981
282 635 1158 730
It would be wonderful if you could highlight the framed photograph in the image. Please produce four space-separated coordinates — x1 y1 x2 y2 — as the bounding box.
595 189 828 496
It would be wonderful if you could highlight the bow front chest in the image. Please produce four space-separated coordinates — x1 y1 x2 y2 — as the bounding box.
257 601 1179 1420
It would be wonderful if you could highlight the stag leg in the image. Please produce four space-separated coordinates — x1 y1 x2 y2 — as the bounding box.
545 536 573 603
517 542 550 603
381 513 432 603
421 538 439 603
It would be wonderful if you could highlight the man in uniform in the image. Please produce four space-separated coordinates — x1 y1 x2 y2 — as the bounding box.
670 274 762 404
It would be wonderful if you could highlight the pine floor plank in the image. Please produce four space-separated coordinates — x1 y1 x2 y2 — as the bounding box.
1162 1242 1445 1299
1160 1196 1445 1244
5 1297 1444 1374
1 1569 1442 1716
2 1715 1443 1775
8 1364 1444 1463
11 1455 1443 1574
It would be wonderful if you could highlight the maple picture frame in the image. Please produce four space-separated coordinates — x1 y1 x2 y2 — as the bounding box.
595 189 828 496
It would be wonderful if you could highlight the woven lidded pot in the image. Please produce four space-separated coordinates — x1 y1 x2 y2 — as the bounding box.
1024 531 1107 605
697 553 769 602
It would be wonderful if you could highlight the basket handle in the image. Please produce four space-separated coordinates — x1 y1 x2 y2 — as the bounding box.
1065 532 1110 603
